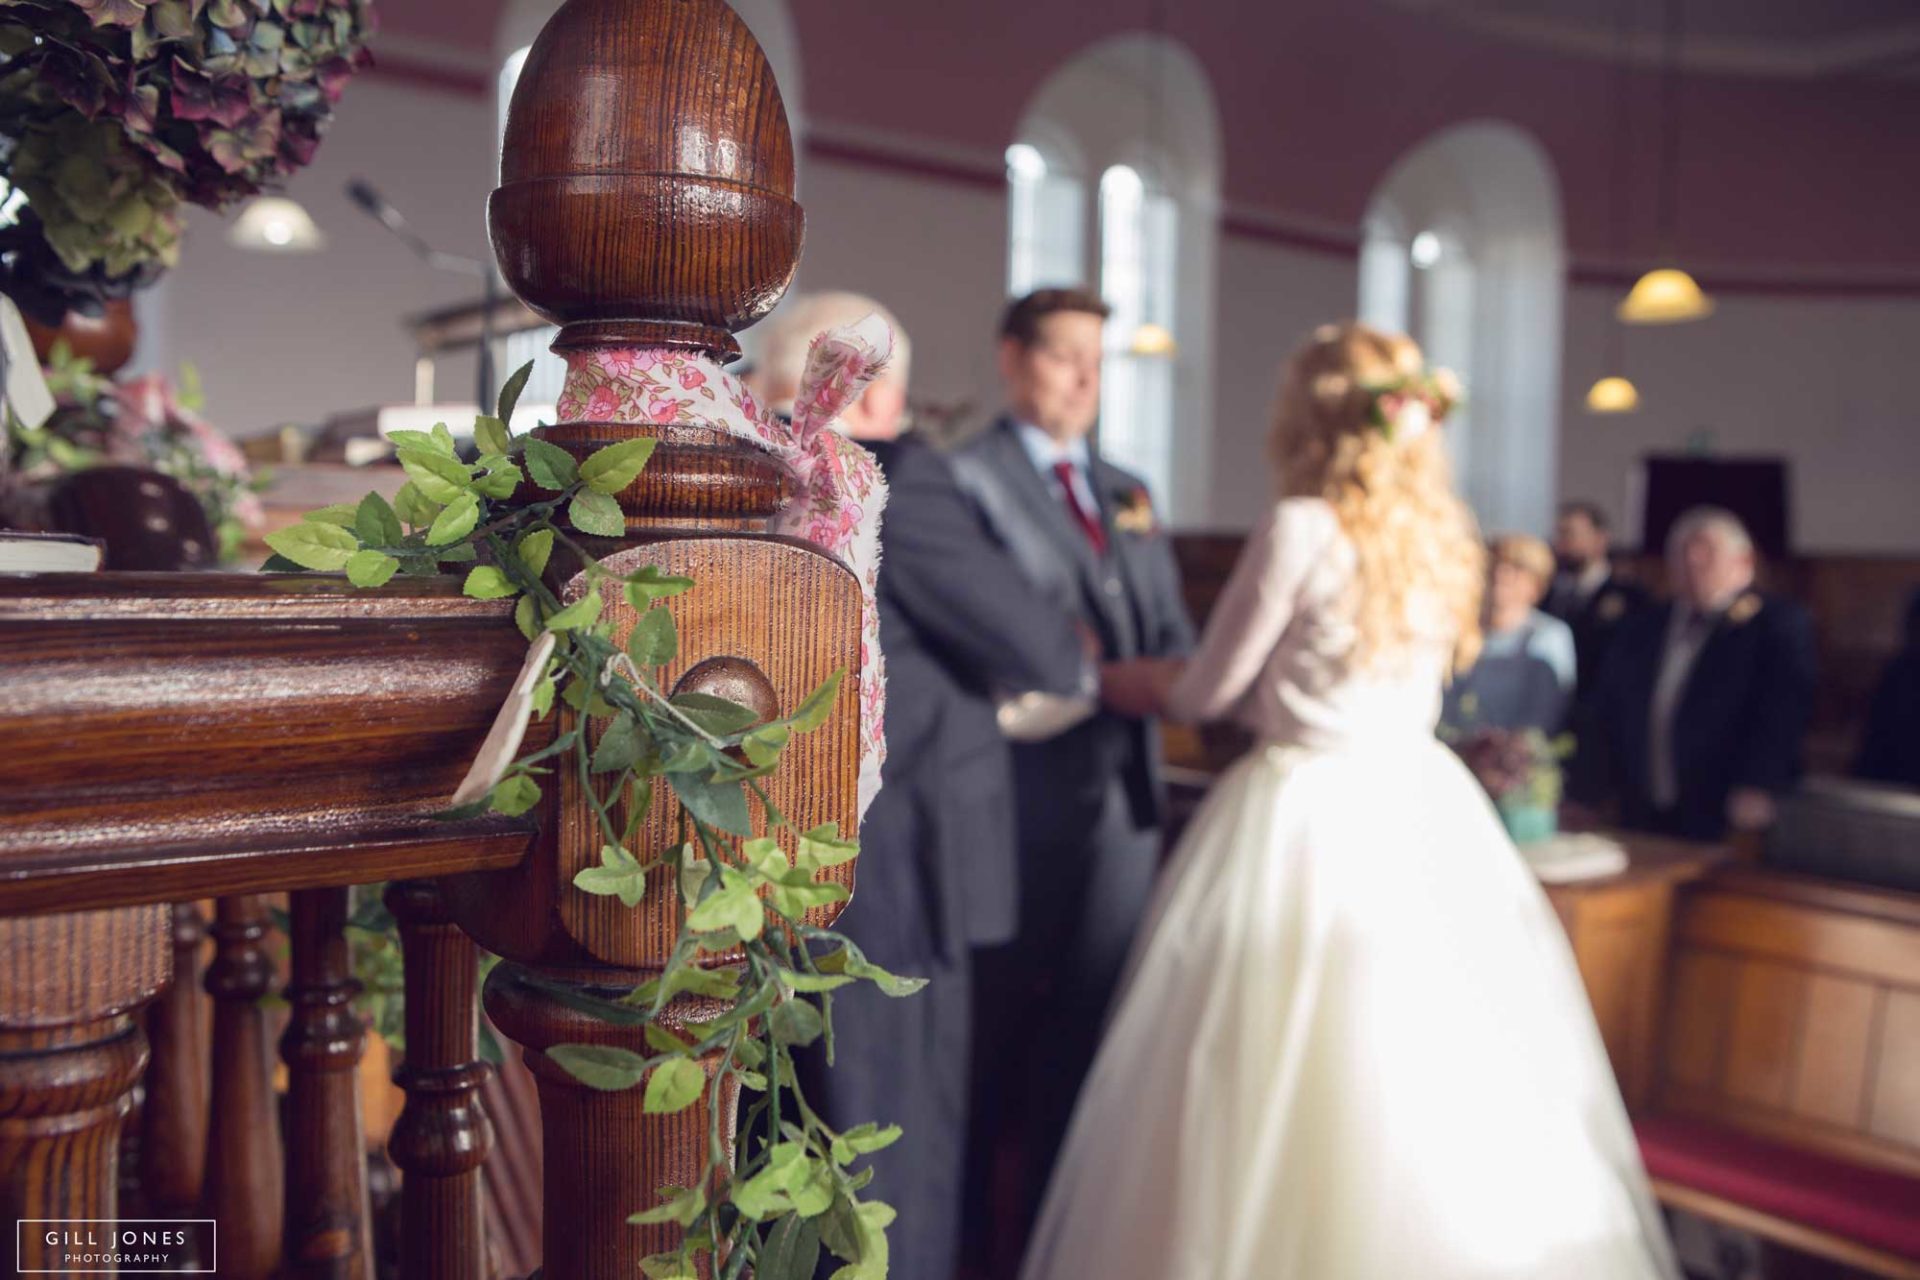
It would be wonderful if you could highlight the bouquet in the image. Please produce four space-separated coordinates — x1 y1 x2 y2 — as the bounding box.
1449 726 1569 844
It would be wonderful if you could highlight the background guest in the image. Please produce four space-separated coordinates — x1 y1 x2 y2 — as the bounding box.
1443 532 1576 734
947 287 1195 1259
1546 500 1649 707
1854 587 1920 790
1590 506 1817 840
749 291 1090 1280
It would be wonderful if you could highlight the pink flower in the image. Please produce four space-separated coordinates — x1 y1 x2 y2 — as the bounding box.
586 386 620 420
679 367 707 391
596 348 637 376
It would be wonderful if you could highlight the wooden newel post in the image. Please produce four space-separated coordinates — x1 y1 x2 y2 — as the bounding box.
444 0 865 1276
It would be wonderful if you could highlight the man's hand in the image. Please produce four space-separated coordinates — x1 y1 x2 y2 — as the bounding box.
1726 787 1778 833
1100 658 1180 719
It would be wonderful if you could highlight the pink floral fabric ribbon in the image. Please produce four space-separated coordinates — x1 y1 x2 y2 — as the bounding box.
556 318 893 818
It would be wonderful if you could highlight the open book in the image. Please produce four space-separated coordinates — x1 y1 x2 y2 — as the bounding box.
0 531 105 574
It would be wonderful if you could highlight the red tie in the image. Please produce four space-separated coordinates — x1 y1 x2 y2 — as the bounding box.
1052 460 1108 556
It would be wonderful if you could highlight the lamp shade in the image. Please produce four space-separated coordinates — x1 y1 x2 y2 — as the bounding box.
1128 321 1178 358
1584 375 1640 414
1617 268 1713 324
229 197 326 252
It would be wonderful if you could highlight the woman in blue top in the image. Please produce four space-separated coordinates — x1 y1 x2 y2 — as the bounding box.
1444 532 1577 733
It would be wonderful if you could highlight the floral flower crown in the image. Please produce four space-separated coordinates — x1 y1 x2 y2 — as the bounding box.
1362 366 1464 443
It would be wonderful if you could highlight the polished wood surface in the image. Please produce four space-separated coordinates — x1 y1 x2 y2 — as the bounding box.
490 0 802 359
1543 835 1732 1111
386 880 493 1280
281 886 374 1280
1657 869 1920 1178
202 894 285 1279
140 902 210 1223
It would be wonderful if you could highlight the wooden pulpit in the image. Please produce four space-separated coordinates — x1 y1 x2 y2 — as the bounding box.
0 2 861 1277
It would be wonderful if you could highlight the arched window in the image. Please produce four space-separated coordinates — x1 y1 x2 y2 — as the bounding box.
1359 122 1565 535
1005 141 1087 295
1006 35 1221 525
1098 163 1179 505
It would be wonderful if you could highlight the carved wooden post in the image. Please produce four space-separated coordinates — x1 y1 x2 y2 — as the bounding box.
385 879 492 1280
281 886 373 1279
444 1 864 1276
203 893 285 1279
141 902 209 1224
0 906 168 1273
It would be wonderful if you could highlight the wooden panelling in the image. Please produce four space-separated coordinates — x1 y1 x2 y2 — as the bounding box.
1680 892 1920 988
1725 960 1810 1109
1665 949 1739 1092
1790 975 1880 1129
1869 991 1920 1150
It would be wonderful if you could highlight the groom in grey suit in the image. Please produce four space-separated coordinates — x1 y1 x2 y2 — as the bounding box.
951 287 1195 1250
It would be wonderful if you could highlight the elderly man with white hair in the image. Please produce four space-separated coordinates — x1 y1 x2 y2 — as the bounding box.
1589 506 1817 840
747 291 1089 1280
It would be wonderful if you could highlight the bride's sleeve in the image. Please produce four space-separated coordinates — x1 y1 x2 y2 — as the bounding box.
1165 499 1332 723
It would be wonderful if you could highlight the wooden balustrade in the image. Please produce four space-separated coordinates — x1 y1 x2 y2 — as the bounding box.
0 1 847 1277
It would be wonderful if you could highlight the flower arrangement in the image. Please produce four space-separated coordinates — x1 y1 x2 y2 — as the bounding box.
4 338 266 558
0 0 375 320
1450 725 1568 844
1362 365 1463 443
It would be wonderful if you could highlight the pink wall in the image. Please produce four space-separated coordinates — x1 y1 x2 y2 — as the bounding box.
375 0 1920 276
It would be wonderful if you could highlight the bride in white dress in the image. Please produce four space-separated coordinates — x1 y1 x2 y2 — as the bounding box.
1018 323 1678 1280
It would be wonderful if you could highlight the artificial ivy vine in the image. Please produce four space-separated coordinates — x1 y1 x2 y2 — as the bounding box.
263 363 917 1280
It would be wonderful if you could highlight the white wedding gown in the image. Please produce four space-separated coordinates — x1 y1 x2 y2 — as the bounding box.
1020 498 1678 1280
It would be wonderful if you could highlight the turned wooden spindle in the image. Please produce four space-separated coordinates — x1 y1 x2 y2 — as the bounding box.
0 907 168 1273
202 893 285 1280
281 886 374 1280
141 902 210 1223
442 2 867 1276
385 879 493 1280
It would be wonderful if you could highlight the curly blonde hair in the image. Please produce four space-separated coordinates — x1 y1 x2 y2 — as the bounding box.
1270 322 1484 672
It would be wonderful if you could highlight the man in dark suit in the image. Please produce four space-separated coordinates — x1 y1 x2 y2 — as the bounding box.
749 293 1089 1280
1591 506 1817 841
1546 500 1649 706
948 287 1196 1242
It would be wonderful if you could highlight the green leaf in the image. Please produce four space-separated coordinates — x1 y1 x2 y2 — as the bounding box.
684 869 764 940
472 414 511 457
625 565 695 607
264 520 358 571
545 589 603 633
547 1042 649 1091
627 1183 706 1229
627 607 677 668
531 674 557 718
742 836 787 878
573 843 649 908
476 461 523 500
789 671 844 734
259 553 307 573
497 360 535 426
770 871 848 920
759 1213 822 1280
568 488 625 538
829 1124 903 1167
591 713 646 774
345 549 400 588
789 1163 836 1220
770 997 824 1047
396 446 473 504
516 528 554 578
523 437 578 490
306 502 358 527
353 492 404 549
642 1056 707 1114
426 492 481 546
669 772 753 837
731 1142 807 1221
743 721 792 769
393 481 442 529
670 691 760 737
437 543 479 563
639 1252 697 1280
386 429 448 455
817 942 927 998
432 422 457 454
796 824 859 873
514 594 539 640
819 1195 866 1265
462 566 518 600
490 774 542 817
652 963 741 1004
644 1023 694 1056
579 437 657 494
781 969 855 995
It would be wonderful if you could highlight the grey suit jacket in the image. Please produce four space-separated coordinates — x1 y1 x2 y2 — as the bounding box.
949 417 1195 835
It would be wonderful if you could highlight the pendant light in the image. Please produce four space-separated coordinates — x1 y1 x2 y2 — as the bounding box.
1587 0 1641 412
229 196 326 253
1619 0 1712 324
1127 0 1177 359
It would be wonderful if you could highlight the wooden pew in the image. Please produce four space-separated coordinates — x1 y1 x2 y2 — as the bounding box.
1638 867 1920 1278
0 2 845 1277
